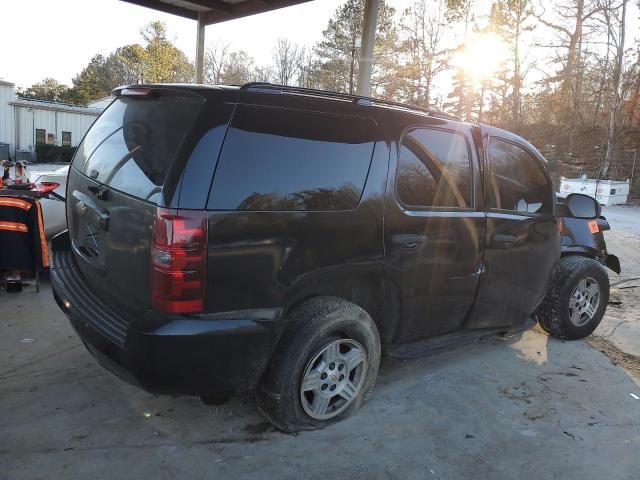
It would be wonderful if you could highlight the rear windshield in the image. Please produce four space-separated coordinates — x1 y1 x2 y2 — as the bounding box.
73 92 203 203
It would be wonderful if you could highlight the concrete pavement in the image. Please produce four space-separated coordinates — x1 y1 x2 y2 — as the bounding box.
2 281 640 479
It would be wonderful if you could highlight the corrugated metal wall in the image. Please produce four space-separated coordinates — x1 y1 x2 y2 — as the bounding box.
0 82 100 158
55 111 98 147
0 83 16 155
14 107 98 151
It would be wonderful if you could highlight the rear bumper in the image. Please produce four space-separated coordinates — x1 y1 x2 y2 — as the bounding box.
51 239 283 396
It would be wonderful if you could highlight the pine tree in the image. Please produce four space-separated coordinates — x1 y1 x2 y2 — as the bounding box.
313 0 397 95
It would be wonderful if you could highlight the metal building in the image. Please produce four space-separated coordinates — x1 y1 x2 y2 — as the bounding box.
0 80 102 160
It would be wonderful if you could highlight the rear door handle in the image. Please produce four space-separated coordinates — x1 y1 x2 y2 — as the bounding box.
392 233 427 249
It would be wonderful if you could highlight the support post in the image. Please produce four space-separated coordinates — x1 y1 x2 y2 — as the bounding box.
195 13 206 84
356 0 379 96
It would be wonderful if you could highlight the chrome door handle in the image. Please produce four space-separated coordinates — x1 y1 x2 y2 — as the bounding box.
392 234 427 249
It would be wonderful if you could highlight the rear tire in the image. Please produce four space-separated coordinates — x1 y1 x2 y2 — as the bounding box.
536 256 609 340
256 297 381 432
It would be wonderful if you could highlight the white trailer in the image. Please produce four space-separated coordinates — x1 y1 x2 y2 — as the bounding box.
558 176 630 206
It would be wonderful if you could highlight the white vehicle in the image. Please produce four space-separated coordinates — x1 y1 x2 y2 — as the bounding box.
27 165 69 239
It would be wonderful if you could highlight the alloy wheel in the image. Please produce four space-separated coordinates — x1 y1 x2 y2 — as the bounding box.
569 276 601 327
300 338 368 420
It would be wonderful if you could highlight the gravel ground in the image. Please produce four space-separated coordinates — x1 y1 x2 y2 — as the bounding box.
592 206 640 361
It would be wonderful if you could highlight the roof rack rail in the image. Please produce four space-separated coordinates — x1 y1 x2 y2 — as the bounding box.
240 82 460 121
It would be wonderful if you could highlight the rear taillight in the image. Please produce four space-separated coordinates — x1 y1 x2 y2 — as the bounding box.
151 208 207 314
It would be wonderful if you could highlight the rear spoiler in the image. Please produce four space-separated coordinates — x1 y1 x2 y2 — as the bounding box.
111 85 207 102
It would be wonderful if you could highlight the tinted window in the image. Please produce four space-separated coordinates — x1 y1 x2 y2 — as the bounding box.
208 105 375 211
396 128 472 208
73 93 203 203
171 103 235 209
487 138 552 214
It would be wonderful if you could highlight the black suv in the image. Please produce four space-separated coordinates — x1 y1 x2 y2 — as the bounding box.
51 83 614 432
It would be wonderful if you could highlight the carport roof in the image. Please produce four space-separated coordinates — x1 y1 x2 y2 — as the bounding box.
120 0 313 25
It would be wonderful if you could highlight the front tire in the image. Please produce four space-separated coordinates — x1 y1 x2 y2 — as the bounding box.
256 297 381 432
536 256 609 340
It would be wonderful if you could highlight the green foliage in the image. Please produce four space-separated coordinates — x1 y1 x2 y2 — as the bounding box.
18 78 72 103
35 144 77 163
65 55 111 105
106 45 147 86
56 21 194 105
312 0 397 94
141 21 194 83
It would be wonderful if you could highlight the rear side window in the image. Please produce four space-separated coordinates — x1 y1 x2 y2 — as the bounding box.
73 93 203 203
396 127 472 208
207 105 376 211
486 138 552 214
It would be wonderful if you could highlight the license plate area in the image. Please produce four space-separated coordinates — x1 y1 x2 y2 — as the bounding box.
70 190 109 270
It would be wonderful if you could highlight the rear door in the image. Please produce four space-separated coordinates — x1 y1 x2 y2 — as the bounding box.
384 121 486 342
204 103 384 314
66 88 205 313
466 131 560 328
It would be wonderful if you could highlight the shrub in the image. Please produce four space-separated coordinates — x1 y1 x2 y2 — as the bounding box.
35 144 77 163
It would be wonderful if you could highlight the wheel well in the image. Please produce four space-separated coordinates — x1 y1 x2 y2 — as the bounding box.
561 249 604 264
561 251 595 259
283 295 374 323
279 295 386 346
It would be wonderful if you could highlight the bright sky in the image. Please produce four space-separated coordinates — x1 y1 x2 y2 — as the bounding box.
1 0 637 90
1 0 415 89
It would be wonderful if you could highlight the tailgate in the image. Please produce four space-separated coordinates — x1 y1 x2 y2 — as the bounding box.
66 88 204 313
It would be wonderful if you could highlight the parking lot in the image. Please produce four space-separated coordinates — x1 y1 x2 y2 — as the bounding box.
2 207 639 480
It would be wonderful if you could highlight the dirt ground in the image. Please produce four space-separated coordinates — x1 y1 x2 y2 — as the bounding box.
589 206 640 373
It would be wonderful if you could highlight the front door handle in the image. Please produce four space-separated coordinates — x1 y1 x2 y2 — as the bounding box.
492 233 518 248
392 233 427 249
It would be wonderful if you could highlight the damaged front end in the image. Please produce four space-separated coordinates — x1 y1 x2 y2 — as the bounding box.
559 215 621 274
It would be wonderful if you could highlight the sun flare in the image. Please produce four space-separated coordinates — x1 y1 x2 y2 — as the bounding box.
453 33 509 82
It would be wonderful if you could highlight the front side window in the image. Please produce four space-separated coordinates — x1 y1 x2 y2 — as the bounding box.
396 127 472 209
208 105 376 211
486 138 552 214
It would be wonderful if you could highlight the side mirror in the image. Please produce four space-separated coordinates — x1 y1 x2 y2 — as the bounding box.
565 193 601 219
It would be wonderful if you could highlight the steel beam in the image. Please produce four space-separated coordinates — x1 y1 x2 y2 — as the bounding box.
195 13 206 84
356 0 379 96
